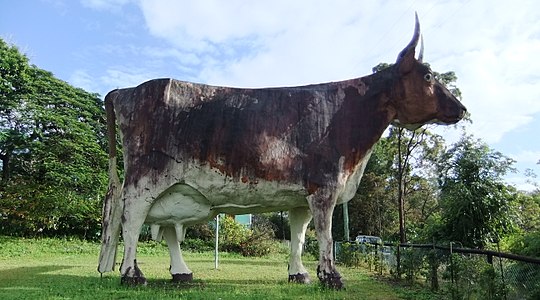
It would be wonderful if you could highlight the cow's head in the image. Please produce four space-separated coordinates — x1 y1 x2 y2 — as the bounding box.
390 13 467 130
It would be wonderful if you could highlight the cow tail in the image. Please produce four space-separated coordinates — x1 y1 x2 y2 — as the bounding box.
98 90 123 274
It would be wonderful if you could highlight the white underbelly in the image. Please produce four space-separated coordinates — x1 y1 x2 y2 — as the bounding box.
145 161 308 225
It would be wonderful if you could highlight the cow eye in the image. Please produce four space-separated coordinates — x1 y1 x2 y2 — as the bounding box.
424 73 433 82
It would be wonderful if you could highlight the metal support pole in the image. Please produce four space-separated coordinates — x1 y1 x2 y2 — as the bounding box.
343 202 350 241
215 214 219 269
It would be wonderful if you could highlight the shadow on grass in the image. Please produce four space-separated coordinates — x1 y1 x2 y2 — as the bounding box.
0 265 369 300
183 258 290 267
0 265 75 282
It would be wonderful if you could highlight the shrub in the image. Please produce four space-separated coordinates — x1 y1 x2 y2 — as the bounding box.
218 215 251 253
186 222 215 242
337 242 362 268
182 238 214 252
217 215 281 257
303 229 319 259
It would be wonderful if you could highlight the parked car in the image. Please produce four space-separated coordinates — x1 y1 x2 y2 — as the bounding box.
355 235 382 245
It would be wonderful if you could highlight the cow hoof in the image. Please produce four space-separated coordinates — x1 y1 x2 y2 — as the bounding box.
317 267 344 290
172 273 193 283
121 262 147 286
121 275 147 286
288 273 311 284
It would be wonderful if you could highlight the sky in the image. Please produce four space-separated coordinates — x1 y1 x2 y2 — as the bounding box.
1 0 539 191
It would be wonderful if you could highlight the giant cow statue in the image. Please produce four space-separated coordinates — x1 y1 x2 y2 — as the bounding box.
98 14 466 289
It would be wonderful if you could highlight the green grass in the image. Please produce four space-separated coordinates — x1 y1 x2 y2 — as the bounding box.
0 237 416 299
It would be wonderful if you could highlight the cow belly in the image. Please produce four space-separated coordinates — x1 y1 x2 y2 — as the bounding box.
145 163 309 225
145 183 214 225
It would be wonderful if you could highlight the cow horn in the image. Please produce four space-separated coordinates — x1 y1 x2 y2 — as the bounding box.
418 34 424 63
396 12 421 63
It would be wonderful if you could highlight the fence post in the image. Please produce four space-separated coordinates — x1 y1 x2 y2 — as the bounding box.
430 243 439 291
497 242 507 300
450 242 455 300
396 243 401 279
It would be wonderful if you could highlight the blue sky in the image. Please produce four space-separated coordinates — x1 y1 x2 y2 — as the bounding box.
1 0 539 190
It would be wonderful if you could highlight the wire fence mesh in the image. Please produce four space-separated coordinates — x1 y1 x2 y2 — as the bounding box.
334 241 540 300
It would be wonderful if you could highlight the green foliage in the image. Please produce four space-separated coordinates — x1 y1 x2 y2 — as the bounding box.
0 38 108 239
219 215 252 253
218 215 281 257
515 191 540 232
0 235 97 257
443 254 507 300
436 135 518 248
304 228 320 259
258 212 290 240
336 242 363 268
401 247 426 283
333 139 398 240
185 222 215 241
182 237 214 252
500 232 540 300
239 224 276 257
509 231 540 258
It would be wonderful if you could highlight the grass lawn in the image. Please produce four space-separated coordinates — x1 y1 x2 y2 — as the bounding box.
0 237 414 299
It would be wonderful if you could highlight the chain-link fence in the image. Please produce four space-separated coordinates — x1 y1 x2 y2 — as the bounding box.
335 241 540 300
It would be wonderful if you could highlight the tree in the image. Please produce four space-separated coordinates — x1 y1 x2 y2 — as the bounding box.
0 39 30 181
333 138 398 240
0 38 108 239
368 63 462 244
387 126 446 242
515 191 540 232
436 135 517 248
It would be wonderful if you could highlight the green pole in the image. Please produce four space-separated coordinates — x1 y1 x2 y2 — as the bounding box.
343 202 350 241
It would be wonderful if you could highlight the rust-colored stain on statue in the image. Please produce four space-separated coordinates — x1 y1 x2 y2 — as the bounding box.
99 13 467 290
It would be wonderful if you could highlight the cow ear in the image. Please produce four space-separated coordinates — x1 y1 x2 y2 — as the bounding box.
396 12 420 74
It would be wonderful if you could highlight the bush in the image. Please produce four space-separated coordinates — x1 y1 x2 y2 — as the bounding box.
443 254 506 300
303 229 319 259
186 222 215 242
182 238 214 252
0 183 102 240
218 215 251 253
138 216 282 256
218 215 282 257
401 247 426 283
337 242 362 268
239 227 274 257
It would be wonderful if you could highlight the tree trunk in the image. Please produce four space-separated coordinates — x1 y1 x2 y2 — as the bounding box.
397 129 407 244
398 178 406 244
0 153 9 182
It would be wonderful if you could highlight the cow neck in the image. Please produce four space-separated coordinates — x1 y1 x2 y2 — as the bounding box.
310 69 396 179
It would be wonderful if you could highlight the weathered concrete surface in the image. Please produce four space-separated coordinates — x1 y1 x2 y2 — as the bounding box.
98 14 466 289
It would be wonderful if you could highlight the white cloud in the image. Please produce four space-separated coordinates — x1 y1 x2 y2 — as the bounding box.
420 1 540 144
511 150 540 165
104 0 540 147
141 46 201 66
135 0 410 86
70 69 98 92
100 66 159 90
505 175 538 192
69 66 159 96
80 0 132 11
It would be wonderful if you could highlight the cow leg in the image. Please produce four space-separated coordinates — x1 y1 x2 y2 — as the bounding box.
119 195 151 286
162 225 193 282
307 190 343 289
288 207 312 284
